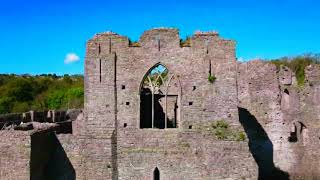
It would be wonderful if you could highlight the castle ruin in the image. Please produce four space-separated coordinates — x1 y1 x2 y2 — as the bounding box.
0 28 320 180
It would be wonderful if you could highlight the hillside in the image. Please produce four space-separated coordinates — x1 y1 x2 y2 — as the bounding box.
0 74 83 114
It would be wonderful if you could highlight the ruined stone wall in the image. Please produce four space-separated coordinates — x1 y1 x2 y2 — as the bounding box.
117 129 258 180
56 134 86 179
237 60 320 179
0 130 83 180
0 109 80 130
293 64 320 178
85 28 238 129
0 110 83 180
0 131 30 180
2 28 320 180
83 28 247 179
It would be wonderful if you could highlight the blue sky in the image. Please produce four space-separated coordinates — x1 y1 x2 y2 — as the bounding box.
0 0 319 75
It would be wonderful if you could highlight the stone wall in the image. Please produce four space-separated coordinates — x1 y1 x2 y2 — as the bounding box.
85 28 238 130
117 129 257 180
237 60 320 179
0 109 82 180
0 109 80 130
0 130 81 180
83 28 253 179
0 131 30 180
86 30 238 125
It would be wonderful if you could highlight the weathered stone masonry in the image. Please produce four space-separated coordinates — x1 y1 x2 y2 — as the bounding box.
0 28 320 180
83 28 247 180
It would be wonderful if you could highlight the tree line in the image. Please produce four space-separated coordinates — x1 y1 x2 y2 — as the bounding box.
0 74 84 114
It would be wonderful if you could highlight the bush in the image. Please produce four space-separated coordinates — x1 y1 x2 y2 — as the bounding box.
237 132 246 141
11 102 30 113
212 120 229 139
207 120 246 141
46 90 66 109
0 97 14 114
208 74 216 83
212 120 229 129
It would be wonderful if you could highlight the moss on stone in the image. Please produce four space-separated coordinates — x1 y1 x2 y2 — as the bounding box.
195 120 246 141
179 141 191 148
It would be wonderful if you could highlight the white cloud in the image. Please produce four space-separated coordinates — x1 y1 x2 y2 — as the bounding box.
237 57 245 62
64 53 80 64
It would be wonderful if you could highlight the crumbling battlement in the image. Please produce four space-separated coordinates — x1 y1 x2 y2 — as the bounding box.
87 28 235 59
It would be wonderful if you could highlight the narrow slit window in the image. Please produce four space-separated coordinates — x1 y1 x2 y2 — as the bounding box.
209 60 212 76
205 40 209 54
99 59 102 83
156 35 161 51
109 38 112 53
158 39 161 51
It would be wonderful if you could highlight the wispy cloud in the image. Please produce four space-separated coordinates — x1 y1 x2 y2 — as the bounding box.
64 53 80 64
238 57 245 62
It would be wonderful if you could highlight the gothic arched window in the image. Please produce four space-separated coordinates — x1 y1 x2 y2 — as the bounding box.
140 64 181 129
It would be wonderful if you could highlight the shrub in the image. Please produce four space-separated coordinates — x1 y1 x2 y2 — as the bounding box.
208 74 216 83
237 132 246 141
0 97 14 114
11 102 30 113
213 120 229 129
207 120 246 141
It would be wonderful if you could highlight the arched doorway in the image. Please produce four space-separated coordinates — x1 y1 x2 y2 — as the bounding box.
153 167 160 180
